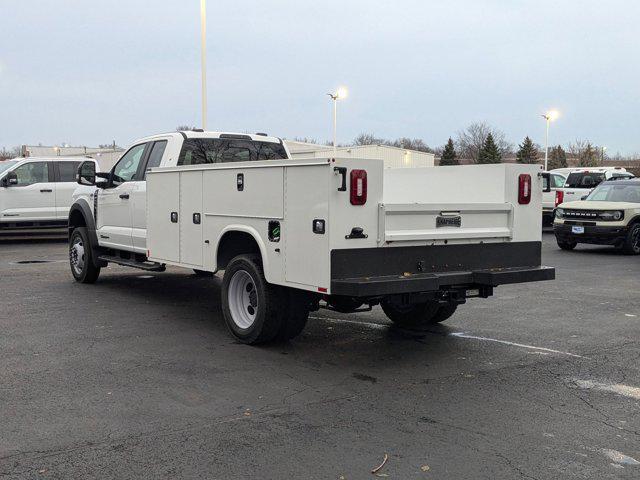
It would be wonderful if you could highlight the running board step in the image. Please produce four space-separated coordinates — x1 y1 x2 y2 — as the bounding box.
98 255 166 272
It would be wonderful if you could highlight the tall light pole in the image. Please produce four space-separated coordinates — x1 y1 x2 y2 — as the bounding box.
542 110 559 171
200 0 207 130
327 87 348 153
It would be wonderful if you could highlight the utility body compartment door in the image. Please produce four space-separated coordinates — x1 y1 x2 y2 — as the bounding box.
146 172 180 262
284 165 330 287
179 171 203 266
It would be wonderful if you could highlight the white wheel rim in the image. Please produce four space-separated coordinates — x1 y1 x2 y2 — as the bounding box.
70 236 85 275
228 270 258 329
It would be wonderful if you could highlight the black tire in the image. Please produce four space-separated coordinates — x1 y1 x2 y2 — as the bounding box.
275 288 311 341
431 303 458 324
621 223 640 255
69 227 101 284
327 295 364 313
381 299 441 331
556 238 577 250
193 269 214 277
221 254 282 344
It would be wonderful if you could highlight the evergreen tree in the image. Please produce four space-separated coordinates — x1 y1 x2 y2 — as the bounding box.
440 138 459 165
547 145 567 170
515 136 539 164
477 133 502 164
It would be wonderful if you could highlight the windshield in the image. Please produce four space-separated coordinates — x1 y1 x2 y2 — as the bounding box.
0 160 19 175
587 184 640 203
564 172 605 189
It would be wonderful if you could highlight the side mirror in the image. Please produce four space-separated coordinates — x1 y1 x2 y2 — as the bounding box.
77 161 96 186
2 171 18 187
541 172 551 193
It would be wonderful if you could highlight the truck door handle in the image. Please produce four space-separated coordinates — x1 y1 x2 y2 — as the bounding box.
40 189 52 193
333 167 347 191
119 193 130 199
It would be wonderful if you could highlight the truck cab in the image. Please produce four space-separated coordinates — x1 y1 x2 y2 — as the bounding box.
70 131 290 254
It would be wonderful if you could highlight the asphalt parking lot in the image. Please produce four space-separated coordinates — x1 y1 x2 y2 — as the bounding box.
1 234 638 479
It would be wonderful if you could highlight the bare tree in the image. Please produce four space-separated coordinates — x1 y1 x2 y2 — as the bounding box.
0 146 21 161
568 140 601 167
352 133 433 153
353 133 387 146
455 122 512 163
290 137 318 144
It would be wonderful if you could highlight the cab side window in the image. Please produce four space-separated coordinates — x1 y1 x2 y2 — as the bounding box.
57 161 82 182
112 144 147 185
12 162 49 186
142 141 167 179
552 174 565 188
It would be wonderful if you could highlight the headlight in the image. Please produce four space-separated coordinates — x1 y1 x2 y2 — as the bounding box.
555 208 564 219
599 210 624 221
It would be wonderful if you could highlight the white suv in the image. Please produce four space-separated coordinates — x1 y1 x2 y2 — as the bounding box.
0 157 99 236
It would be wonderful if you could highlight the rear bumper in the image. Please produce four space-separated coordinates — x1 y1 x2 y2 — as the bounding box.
330 241 554 297
553 223 628 245
331 266 555 296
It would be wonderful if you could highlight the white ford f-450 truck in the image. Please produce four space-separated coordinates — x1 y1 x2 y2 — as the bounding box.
69 131 554 344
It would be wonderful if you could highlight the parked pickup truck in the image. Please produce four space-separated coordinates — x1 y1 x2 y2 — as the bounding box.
68 130 555 344
1 157 99 238
554 167 634 206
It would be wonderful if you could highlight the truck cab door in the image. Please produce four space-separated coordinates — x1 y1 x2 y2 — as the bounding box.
131 140 168 252
97 143 148 251
1 161 56 222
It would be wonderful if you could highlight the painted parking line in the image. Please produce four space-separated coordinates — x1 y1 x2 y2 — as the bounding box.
310 315 584 358
573 379 640 400
449 332 584 358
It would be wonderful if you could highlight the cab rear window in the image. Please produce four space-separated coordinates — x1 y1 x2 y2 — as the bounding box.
565 172 605 189
178 138 288 165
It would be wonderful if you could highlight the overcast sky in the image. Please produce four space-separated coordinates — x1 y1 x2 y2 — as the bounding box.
2 0 639 154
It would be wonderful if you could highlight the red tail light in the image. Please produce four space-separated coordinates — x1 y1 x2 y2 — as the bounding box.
350 169 367 205
555 190 564 207
518 174 531 204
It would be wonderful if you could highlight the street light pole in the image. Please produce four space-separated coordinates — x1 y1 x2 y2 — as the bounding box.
327 87 347 154
332 95 337 153
200 0 207 130
544 115 550 171
541 110 559 171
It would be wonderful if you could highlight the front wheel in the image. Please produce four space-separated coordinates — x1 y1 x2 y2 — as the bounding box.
69 227 101 283
621 223 640 255
556 238 577 250
221 255 282 344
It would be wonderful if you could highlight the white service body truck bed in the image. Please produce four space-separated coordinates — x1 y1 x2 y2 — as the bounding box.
146 159 551 296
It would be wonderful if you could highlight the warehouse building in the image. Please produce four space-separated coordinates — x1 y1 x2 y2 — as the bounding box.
285 141 435 168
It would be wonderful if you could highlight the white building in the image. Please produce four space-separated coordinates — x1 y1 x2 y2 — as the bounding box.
21 145 124 171
285 141 435 168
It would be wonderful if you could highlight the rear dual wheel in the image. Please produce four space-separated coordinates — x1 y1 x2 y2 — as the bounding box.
381 298 458 331
221 255 310 344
